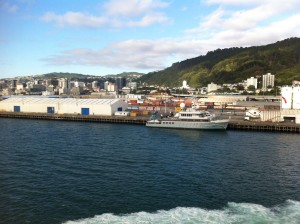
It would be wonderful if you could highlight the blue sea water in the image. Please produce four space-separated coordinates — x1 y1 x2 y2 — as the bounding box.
0 118 299 224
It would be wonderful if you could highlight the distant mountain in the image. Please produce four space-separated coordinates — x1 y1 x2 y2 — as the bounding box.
104 72 144 78
139 37 300 87
32 72 144 80
34 72 93 79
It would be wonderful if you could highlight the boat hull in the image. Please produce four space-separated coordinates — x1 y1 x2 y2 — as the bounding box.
146 119 229 130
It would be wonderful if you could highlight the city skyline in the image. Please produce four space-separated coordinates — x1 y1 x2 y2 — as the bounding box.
1 0 300 78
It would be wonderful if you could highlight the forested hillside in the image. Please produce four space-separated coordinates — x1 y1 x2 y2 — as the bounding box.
139 37 300 87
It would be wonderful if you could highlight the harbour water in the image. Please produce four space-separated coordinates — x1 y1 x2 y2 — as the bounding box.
0 118 299 224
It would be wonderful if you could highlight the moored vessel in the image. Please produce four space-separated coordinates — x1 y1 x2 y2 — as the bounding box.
146 104 229 130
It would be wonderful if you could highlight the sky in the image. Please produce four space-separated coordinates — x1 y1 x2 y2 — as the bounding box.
1 0 300 78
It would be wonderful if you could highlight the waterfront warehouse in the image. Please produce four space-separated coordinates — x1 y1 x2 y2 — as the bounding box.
0 97 128 116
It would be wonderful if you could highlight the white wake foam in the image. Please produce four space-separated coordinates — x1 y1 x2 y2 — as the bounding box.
63 200 300 224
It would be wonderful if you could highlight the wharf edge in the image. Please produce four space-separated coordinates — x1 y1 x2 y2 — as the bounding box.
1 112 300 133
0 112 148 125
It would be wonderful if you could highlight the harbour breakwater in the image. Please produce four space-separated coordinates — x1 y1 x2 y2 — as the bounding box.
1 112 300 133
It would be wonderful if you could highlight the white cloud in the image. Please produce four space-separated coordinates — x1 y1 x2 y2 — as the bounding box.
41 12 107 28
124 12 169 27
204 0 290 6
199 6 225 30
42 0 300 72
41 0 170 28
42 38 205 70
103 0 169 17
197 10 300 54
193 1 297 33
188 0 300 39
205 0 258 5
0 1 18 13
43 10 300 71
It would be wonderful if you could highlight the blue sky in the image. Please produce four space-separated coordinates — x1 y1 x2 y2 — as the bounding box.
1 0 300 78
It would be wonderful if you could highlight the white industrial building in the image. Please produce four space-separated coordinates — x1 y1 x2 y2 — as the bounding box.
280 86 300 123
198 95 248 105
261 86 300 124
281 86 300 109
0 97 128 116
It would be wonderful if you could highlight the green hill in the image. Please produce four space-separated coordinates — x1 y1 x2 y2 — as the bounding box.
139 37 300 87
33 72 144 80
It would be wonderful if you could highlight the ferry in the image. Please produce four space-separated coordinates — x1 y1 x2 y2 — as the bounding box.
146 104 229 130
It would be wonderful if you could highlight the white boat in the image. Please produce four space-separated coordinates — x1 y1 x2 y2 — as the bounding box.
146 104 229 130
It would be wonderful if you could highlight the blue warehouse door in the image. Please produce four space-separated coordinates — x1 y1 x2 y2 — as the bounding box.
47 107 55 114
14 106 20 112
81 108 90 115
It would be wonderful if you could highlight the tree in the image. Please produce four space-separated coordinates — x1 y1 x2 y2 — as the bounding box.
247 85 256 91
236 85 244 91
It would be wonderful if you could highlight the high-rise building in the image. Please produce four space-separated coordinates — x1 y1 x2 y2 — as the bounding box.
16 83 24 90
92 81 98 88
11 80 17 88
104 81 109 90
116 77 126 92
104 81 117 92
69 81 85 88
247 77 257 89
58 78 70 89
262 73 275 90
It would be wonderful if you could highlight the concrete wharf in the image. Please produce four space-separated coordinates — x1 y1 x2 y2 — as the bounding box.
1 112 300 133
0 112 148 125
228 120 300 133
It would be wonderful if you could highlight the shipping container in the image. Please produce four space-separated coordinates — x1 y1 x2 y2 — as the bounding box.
142 111 150 115
214 106 223 109
140 102 149 106
128 106 139 110
115 111 129 116
146 106 156 111
175 107 181 112
130 112 137 117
